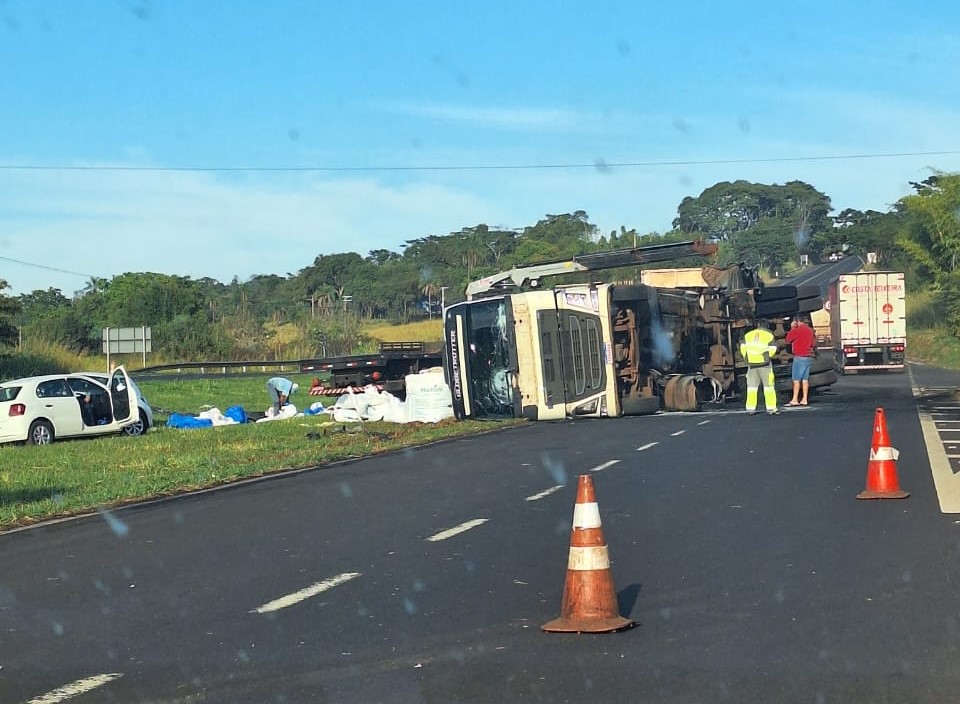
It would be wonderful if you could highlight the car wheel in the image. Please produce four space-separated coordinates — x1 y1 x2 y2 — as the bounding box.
27 420 54 445
123 410 149 437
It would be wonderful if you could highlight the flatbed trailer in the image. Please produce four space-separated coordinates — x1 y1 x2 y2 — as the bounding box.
300 341 443 397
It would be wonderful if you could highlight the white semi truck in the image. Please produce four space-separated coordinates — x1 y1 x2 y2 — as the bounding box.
828 271 906 373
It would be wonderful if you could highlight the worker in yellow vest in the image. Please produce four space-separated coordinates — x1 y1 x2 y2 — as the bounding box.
739 320 780 415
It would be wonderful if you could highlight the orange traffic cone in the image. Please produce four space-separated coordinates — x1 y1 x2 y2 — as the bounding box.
857 407 909 500
542 475 633 633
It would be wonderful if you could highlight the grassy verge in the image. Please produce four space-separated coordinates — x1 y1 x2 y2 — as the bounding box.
0 375 523 530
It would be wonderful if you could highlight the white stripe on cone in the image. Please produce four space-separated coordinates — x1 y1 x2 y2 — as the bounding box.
870 446 900 461
567 545 611 571
572 502 602 529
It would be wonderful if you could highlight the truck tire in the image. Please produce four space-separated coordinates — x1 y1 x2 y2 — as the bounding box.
797 296 824 313
809 370 838 390
755 285 797 301
620 396 660 415
796 285 822 299
755 298 800 317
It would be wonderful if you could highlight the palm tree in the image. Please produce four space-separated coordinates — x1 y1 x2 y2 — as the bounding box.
421 281 439 319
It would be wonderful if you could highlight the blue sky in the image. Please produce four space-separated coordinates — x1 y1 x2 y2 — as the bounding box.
1 0 958 296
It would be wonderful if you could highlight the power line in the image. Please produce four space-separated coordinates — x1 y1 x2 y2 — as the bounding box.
0 150 958 174
0 255 96 278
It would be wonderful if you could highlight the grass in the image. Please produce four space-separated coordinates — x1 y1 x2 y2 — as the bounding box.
0 374 523 530
365 319 443 343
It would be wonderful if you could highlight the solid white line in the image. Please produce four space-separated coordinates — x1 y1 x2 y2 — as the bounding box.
589 459 620 472
525 485 563 502
25 674 123 704
636 442 658 451
671 430 686 436
250 572 361 614
427 518 488 542
918 406 960 513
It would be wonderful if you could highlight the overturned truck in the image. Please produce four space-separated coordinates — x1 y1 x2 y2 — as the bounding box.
443 242 836 420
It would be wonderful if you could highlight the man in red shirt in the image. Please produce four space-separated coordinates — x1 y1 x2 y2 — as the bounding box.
785 316 817 406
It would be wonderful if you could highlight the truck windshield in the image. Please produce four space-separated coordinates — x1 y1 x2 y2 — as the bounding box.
445 299 515 418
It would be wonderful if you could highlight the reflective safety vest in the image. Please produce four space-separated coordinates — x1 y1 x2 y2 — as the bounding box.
740 328 777 367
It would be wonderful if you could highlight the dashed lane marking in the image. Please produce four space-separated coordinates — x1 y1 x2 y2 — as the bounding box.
671 430 686 436
589 460 620 472
636 442 659 452
426 518 489 542
525 486 563 502
24 673 123 704
250 572 361 614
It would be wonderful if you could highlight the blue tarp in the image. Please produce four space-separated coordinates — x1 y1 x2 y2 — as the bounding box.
166 413 214 429
224 405 247 424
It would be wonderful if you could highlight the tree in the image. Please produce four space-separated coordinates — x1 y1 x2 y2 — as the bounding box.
672 180 832 272
896 173 960 333
0 280 21 348
510 212 597 264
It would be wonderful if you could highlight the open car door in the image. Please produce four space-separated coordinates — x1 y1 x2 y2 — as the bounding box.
109 366 140 431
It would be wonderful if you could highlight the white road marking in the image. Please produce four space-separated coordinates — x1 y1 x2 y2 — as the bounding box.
589 460 620 472
917 408 960 512
525 485 563 502
427 518 488 542
636 442 658 452
697 420 711 426
250 572 361 614
913 374 960 513
671 430 686 436
25 673 123 704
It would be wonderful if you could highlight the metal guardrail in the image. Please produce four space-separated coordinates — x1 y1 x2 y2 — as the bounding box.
134 359 315 378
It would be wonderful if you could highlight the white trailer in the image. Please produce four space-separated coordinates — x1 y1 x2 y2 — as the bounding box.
828 271 906 373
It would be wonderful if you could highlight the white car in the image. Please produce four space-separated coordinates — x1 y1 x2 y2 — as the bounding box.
0 367 144 445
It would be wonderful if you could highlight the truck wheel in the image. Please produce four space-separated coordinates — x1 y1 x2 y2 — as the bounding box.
796 285 822 299
755 298 800 317
756 285 797 301
620 396 660 415
809 370 838 390
797 296 824 313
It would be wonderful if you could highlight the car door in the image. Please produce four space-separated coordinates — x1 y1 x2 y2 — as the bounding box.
105 366 140 432
35 378 84 438
67 375 115 433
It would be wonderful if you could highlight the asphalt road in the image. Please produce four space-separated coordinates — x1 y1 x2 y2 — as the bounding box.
779 256 865 296
5 365 960 703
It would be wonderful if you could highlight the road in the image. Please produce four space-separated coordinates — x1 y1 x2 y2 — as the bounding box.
779 256 865 296
5 364 960 703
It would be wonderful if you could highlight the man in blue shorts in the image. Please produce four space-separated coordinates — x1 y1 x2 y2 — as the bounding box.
785 317 816 406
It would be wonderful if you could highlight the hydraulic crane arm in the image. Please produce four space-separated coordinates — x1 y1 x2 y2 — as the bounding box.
465 240 718 299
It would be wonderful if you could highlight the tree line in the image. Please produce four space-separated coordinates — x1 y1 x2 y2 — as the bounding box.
1 174 957 363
